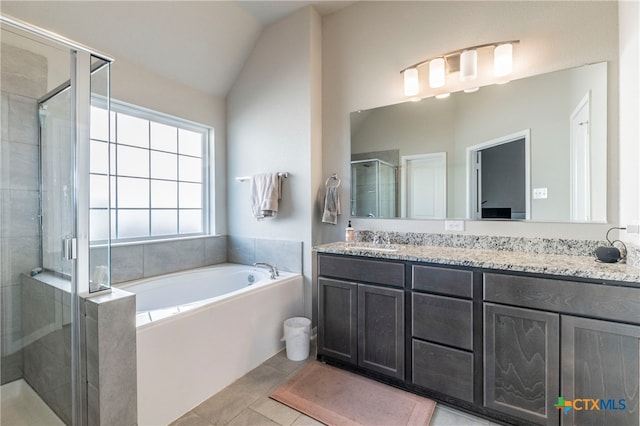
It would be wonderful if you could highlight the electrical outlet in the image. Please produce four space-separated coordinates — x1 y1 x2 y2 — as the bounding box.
533 188 548 199
445 220 464 232
626 224 640 234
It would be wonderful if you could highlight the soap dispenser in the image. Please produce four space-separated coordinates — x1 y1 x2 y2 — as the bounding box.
345 220 355 242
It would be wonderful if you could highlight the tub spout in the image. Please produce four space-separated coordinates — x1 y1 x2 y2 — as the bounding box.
253 262 278 279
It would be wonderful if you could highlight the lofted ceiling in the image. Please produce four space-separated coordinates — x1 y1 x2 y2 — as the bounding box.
0 1 353 97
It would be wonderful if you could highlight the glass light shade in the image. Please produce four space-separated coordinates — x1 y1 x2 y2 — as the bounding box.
494 43 513 77
429 58 445 88
403 68 419 97
460 49 477 81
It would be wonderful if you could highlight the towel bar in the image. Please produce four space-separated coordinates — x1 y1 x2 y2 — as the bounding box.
236 172 289 182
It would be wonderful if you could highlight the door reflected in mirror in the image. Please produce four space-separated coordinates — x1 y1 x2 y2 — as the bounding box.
350 62 607 222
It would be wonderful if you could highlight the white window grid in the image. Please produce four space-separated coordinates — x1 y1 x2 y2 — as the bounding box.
89 98 211 243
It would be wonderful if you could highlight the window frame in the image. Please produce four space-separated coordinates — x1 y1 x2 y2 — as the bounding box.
90 96 212 244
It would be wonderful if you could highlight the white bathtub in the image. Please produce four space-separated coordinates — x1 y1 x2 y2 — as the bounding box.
119 263 304 426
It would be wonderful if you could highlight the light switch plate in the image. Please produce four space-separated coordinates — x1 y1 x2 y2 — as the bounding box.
445 220 464 232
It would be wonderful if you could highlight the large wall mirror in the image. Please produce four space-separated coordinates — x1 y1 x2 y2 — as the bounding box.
350 62 607 222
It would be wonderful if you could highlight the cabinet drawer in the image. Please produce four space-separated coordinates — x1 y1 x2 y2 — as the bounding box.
318 254 404 288
412 340 474 403
412 293 473 350
412 265 473 298
484 273 640 325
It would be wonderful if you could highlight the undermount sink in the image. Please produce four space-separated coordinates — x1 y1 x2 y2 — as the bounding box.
346 244 403 253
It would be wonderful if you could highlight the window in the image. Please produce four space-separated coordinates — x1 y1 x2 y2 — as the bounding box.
89 99 211 242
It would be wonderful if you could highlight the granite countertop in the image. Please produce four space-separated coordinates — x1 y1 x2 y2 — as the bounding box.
314 242 640 285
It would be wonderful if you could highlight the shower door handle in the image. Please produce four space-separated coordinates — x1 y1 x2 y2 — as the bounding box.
62 237 77 260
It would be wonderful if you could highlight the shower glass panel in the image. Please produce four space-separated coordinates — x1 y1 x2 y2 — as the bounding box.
41 87 74 276
351 159 397 218
89 56 111 292
1 15 112 425
1 21 74 425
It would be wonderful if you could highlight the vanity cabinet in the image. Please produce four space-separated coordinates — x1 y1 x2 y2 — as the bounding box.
317 255 405 380
484 272 640 426
410 264 476 403
316 250 640 426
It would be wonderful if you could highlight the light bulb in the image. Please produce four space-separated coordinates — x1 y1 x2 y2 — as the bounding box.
460 49 477 81
403 68 419 97
429 58 445 88
494 43 513 77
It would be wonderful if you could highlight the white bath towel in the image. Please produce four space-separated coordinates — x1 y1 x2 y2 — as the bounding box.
250 173 281 220
322 185 341 224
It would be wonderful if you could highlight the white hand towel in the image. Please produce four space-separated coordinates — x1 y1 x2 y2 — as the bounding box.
322 186 341 224
250 173 281 220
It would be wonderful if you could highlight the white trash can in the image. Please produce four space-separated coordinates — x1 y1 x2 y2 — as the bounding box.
282 317 311 361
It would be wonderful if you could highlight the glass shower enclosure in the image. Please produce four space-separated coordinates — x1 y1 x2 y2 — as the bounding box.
1 15 112 425
351 159 397 218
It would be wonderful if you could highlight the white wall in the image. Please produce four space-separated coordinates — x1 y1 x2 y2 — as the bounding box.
322 1 620 241
226 7 322 319
109 57 228 234
619 0 640 246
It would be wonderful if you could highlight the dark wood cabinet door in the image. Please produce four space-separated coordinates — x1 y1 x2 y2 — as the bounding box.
358 284 405 379
318 278 357 364
484 303 559 425
561 316 640 426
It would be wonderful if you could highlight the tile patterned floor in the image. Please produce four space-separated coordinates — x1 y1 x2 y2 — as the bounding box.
170 345 502 426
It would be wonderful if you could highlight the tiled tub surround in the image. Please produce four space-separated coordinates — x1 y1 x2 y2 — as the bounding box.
104 235 227 284
132 267 303 426
105 235 302 285
317 234 640 284
227 236 303 273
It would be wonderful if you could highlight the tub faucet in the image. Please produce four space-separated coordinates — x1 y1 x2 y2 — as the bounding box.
253 262 279 279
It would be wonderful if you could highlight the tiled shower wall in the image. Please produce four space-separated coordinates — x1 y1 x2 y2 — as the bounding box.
1 43 46 384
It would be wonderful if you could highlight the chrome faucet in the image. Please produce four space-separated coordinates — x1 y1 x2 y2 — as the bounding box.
253 262 279 279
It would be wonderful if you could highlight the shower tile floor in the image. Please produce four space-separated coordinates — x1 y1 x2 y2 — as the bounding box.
171 343 500 426
0 379 64 425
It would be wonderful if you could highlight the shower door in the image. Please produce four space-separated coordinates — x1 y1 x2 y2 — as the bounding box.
1 16 112 426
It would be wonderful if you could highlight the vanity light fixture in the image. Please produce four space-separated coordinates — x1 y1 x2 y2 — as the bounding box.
400 40 519 97
464 87 480 93
494 43 513 77
429 58 446 88
403 67 419 97
459 49 477 81
435 93 450 99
